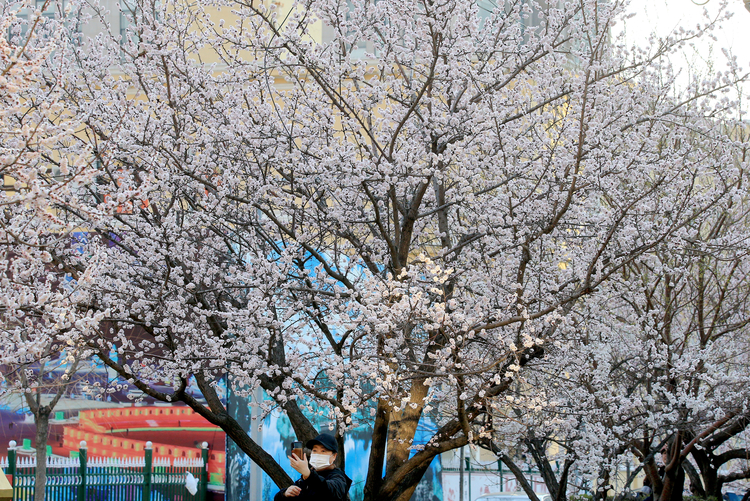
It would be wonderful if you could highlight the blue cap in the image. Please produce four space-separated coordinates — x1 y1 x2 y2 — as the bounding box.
306 433 338 453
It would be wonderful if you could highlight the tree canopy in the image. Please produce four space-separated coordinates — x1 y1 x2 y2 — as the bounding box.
1 0 749 500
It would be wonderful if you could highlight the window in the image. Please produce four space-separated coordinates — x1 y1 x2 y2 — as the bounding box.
36 0 55 22
119 0 160 50
7 1 58 43
7 9 29 44
320 0 379 60
477 0 500 24
120 0 139 47
476 0 557 45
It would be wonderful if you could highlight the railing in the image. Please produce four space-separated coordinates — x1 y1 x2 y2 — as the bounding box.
1 440 208 501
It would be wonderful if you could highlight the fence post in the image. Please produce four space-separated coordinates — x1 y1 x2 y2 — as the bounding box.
498 459 504 492
199 442 209 501
7 440 16 495
144 441 152 501
78 441 87 501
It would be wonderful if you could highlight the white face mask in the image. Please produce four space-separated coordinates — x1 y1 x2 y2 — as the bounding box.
309 453 333 470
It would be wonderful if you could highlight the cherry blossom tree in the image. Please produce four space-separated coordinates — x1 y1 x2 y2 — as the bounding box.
1 3 104 498
3 0 749 499
518 132 750 501
479 406 579 501
1 349 90 501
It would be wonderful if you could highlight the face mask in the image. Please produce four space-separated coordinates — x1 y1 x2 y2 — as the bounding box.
309 453 332 470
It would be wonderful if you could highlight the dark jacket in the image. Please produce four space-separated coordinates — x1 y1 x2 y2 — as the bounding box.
273 467 352 501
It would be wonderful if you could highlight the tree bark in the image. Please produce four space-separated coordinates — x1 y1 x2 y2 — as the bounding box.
499 453 541 501
556 458 574 501
660 447 686 501
188 375 295 488
384 377 430 477
526 437 560 500
644 458 663 498
34 406 51 501
18 357 76 501
682 461 705 498
377 436 468 501
594 469 611 501
690 448 717 499
363 398 389 500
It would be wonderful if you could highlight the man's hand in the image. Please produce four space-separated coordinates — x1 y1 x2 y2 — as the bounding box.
284 486 302 497
289 452 311 479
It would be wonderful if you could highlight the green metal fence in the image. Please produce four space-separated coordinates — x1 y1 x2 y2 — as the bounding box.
1 440 208 501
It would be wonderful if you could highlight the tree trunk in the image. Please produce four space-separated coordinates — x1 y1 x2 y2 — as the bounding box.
682 461 705 498
525 437 560 500
691 449 719 500
661 471 675 501
336 432 346 471
363 398 389 501
660 462 685 501
700 463 720 499
644 460 663 499
594 469 611 501
556 458 574 501
499 453 541 501
34 406 51 501
394 484 420 501
384 378 430 477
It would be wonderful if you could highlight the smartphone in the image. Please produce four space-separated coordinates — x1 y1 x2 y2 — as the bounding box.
291 441 303 459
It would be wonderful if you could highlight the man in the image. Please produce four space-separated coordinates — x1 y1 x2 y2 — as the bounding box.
274 433 352 500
